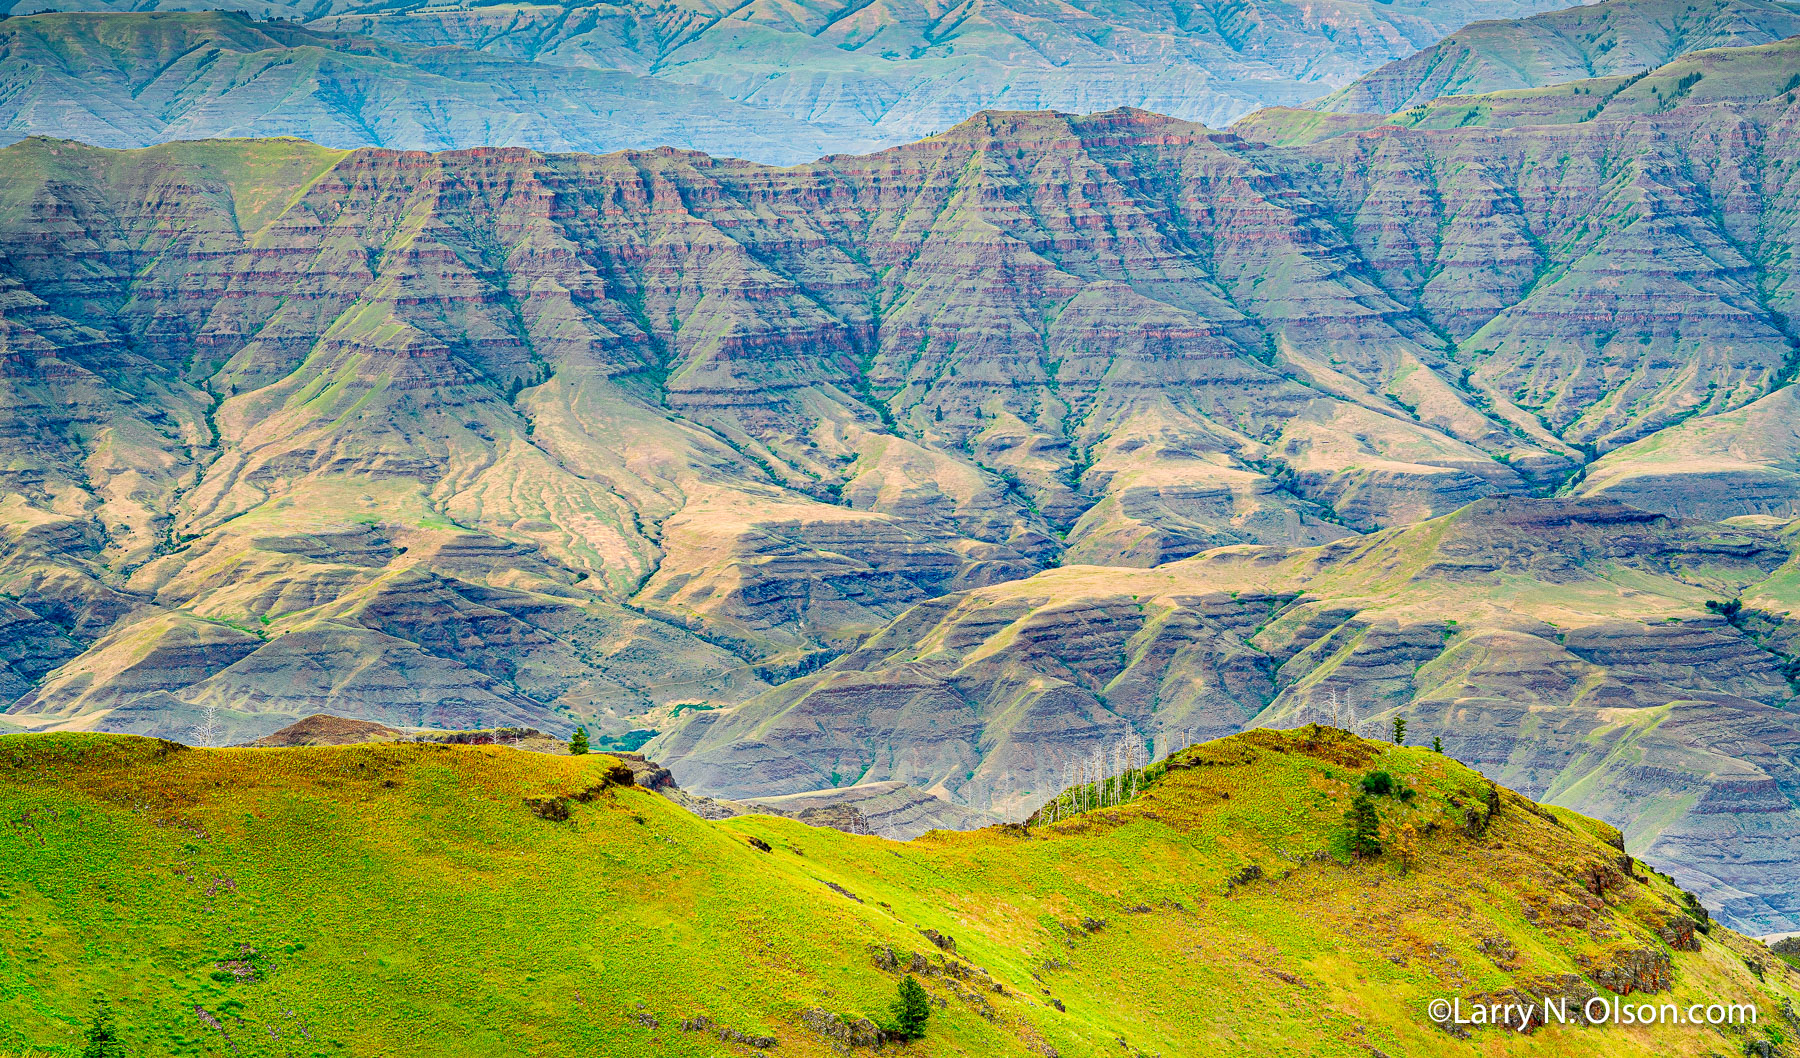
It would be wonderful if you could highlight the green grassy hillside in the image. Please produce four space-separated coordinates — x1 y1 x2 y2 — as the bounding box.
0 729 1792 1056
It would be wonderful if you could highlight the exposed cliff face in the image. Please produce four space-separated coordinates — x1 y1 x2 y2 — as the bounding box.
1234 41 1800 458
1307 0 1800 115
653 496 1800 933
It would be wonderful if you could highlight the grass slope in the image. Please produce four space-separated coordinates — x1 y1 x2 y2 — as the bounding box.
0 729 1794 1056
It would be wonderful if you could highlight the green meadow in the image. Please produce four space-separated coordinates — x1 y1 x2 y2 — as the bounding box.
0 729 1791 1056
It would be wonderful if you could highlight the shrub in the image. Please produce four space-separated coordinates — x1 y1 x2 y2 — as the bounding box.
1360 771 1395 796
569 726 589 755
1389 822 1420 873
888 975 931 1041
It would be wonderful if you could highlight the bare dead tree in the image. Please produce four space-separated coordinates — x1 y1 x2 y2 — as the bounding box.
192 705 222 749
1041 735 1158 824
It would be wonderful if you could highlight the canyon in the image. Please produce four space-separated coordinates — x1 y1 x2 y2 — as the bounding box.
0 30 1798 931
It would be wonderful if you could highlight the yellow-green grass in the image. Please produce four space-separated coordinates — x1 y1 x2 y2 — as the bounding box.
0 730 1791 1057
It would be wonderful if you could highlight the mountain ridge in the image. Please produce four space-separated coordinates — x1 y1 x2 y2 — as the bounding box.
0 0 1587 159
0 11 839 162
650 494 1800 932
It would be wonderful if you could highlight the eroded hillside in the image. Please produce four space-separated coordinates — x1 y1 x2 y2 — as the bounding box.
0 0 1581 155
1305 0 1800 115
0 13 838 162
2 51 1798 733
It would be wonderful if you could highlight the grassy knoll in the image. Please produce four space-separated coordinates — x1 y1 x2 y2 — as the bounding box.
0 729 1792 1056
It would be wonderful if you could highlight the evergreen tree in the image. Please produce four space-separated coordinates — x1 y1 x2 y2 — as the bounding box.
1433 736 1443 754
1391 715 1407 745
83 1005 125 1058
1346 794 1383 859
889 975 931 1041
569 725 590 755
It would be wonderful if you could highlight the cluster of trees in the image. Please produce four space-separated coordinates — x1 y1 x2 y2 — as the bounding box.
1036 738 1157 824
1346 769 1421 870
